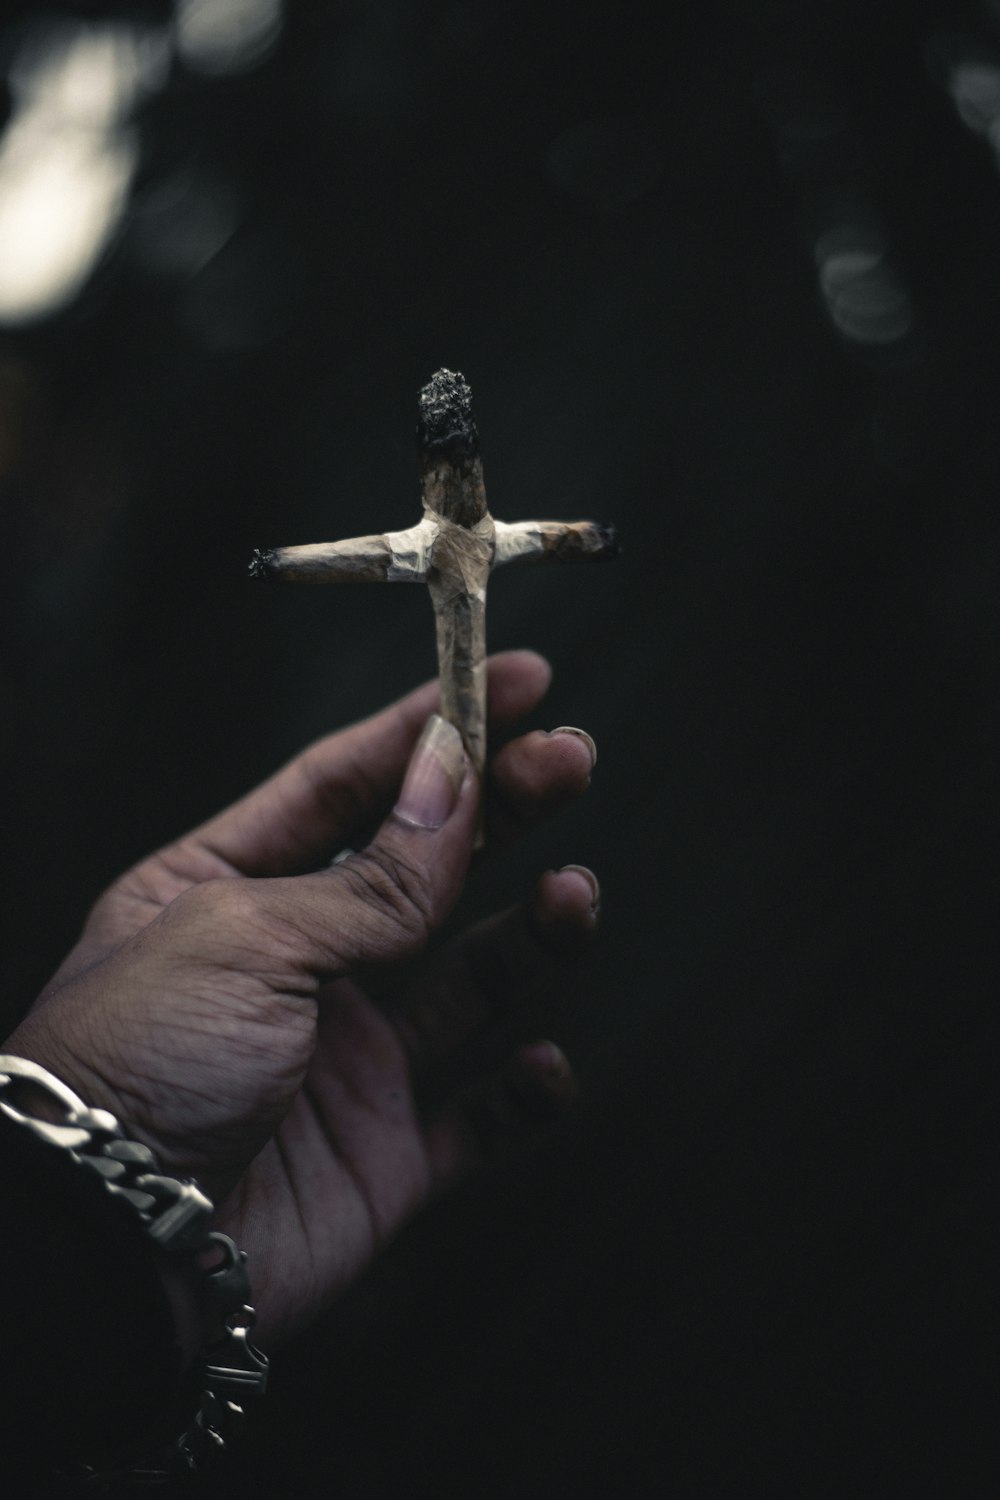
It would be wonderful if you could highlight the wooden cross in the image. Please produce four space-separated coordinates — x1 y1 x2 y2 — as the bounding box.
251 369 616 797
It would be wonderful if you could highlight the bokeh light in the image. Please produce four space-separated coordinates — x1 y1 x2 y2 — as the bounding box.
948 57 1000 133
0 21 168 326
174 0 284 77
815 225 914 347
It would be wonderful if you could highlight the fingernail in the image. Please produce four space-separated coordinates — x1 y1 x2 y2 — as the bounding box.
557 863 601 919
394 714 467 829
548 726 597 770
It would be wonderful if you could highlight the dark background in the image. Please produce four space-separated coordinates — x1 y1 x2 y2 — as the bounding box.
0 1 995 1494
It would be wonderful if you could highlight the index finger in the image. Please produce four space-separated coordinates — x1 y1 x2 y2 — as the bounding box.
188 651 553 877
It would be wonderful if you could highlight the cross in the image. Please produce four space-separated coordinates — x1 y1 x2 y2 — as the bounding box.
251 369 617 810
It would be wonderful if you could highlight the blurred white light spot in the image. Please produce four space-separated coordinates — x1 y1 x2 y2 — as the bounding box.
815 228 913 346
175 0 284 77
938 48 1000 175
7 23 168 127
0 133 136 325
0 23 167 326
948 60 1000 133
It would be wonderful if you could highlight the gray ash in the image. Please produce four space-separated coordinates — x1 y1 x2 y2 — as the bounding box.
416 369 479 461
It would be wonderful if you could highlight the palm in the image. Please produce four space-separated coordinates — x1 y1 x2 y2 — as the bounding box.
10 655 597 1347
219 977 436 1344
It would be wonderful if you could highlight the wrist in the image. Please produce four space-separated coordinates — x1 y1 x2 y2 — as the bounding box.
0 1053 268 1485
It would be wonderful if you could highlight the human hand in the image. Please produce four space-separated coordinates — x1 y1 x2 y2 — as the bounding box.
4 652 598 1345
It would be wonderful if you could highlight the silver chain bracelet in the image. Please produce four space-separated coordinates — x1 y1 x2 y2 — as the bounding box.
0 1054 269 1490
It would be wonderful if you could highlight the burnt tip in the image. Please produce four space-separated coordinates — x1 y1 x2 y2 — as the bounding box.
417 367 479 459
594 522 620 559
249 547 276 578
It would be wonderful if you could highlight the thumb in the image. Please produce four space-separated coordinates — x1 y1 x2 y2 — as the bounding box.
262 714 478 979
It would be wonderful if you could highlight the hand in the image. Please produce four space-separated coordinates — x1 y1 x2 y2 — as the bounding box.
4 652 599 1345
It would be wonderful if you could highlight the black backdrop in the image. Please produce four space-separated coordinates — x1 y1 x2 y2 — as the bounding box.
0 2 995 1494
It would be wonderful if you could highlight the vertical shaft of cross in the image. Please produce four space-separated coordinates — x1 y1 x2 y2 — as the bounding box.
416 370 495 781
429 558 488 773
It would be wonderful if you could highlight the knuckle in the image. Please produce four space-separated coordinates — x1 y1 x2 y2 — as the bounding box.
162 880 311 988
172 876 257 932
337 844 434 947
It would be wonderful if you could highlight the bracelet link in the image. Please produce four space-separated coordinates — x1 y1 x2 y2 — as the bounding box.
205 1318 270 1399
71 1106 123 1141
201 1230 251 1309
138 1175 214 1253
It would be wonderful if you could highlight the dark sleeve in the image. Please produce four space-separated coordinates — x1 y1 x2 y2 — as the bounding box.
0 1113 196 1485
